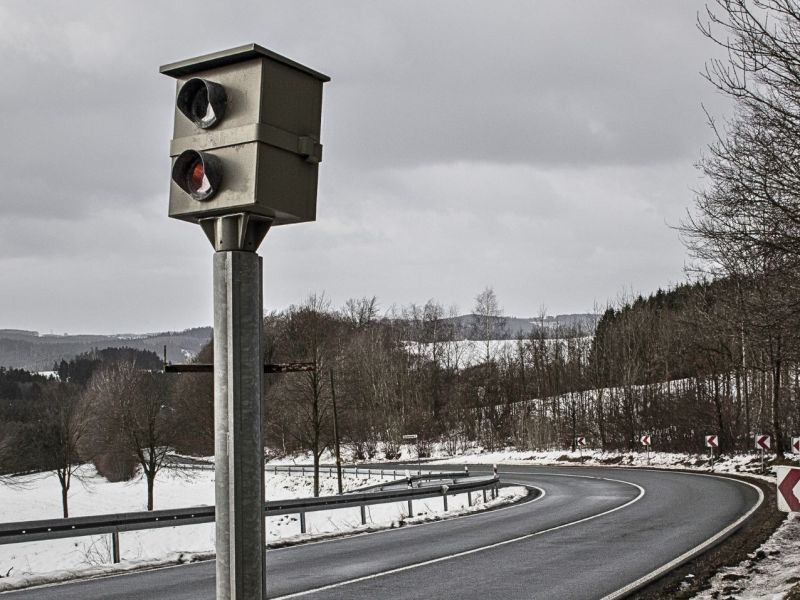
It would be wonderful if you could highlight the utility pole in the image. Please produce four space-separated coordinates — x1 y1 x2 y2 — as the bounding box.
330 369 343 494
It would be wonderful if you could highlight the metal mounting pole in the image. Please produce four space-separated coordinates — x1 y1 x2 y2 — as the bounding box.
212 217 268 600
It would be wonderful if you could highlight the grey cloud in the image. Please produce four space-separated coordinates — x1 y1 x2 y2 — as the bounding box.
0 1 728 332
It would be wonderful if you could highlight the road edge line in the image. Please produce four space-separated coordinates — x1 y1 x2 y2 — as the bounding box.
0 486 541 595
271 475 645 599
600 472 765 600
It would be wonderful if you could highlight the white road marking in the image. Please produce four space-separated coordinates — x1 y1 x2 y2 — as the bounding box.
271 482 545 553
600 472 764 600
7 480 544 593
271 474 645 599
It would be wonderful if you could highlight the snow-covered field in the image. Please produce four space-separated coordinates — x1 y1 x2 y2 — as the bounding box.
0 463 524 591
406 337 590 369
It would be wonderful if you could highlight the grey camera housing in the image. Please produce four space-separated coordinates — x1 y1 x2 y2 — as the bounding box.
161 44 329 226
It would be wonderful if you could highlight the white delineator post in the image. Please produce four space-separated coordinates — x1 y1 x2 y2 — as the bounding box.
705 435 717 467
214 250 265 600
755 434 770 474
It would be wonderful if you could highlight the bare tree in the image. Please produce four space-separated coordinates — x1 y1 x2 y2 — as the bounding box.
678 0 800 453
472 286 505 364
170 342 214 456
343 296 379 328
34 382 88 517
85 362 174 510
270 294 337 496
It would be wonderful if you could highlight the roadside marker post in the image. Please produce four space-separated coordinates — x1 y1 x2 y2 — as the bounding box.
640 434 651 464
776 466 800 513
576 436 587 459
756 434 771 473
402 434 420 476
705 435 718 466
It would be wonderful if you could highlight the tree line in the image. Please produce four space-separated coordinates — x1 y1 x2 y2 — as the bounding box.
2 279 798 517
677 0 800 453
0 348 172 517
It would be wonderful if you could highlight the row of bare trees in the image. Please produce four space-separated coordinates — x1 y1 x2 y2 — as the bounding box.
0 352 174 517
589 281 800 454
5 284 799 516
673 0 800 453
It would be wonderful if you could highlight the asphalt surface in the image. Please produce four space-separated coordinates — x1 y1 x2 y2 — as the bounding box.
2 465 761 600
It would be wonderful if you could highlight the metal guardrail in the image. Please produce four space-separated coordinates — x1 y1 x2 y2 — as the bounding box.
345 471 473 494
267 464 412 479
0 470 501 565
168 462 432 479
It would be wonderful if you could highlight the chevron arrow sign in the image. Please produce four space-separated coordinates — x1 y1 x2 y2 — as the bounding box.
777 467 800 513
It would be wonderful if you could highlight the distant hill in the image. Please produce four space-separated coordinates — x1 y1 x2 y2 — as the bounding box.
444 313 598 339
0 327 212 371
0 312 597 371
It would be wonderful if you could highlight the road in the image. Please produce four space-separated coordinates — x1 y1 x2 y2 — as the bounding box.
2 466 761 600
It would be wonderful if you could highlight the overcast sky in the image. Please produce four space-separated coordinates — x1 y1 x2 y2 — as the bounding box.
0 1 730 334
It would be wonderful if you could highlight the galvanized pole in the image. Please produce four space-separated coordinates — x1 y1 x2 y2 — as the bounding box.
214 248 266 600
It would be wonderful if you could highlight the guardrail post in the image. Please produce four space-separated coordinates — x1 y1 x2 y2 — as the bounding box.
483 489 487 503
407 499 413 517
355 467 359 478
111 528 120 564
360 505 367 525
299 512 306 534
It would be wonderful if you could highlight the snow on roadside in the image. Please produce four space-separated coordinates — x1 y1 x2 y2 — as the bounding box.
0 465 389 586
423 446 799 479
0 464 525 591
689 514 800 600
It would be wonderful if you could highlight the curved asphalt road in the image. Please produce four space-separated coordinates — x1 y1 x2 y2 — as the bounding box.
2 466 761 600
